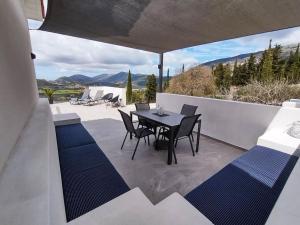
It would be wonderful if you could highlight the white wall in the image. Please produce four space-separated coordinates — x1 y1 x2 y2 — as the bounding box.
157 93 280 149
89 86 127 105
0 0 38 173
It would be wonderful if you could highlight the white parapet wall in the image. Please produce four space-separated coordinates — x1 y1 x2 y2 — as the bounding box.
157 93 280 150
89 86 127 105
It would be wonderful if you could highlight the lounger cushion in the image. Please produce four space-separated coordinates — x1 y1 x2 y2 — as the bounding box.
56 124 130 222
185 145 298 225
55 123 95 149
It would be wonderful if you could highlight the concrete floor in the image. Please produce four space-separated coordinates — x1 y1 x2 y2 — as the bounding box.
52 102 244 204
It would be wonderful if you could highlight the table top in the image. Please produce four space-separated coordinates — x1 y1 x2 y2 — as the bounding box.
131 109 184 127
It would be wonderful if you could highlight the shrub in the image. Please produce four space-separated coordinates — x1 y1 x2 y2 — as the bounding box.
43 88 56 104
166 66 217 97
233 80 300 105
131 89 145 103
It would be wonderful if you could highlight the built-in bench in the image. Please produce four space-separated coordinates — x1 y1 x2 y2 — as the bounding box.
55 123 130 221
185 145 298 225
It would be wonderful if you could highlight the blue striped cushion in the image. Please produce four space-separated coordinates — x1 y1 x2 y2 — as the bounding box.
185 145 298 225
56 124 130 222
56 123 95 149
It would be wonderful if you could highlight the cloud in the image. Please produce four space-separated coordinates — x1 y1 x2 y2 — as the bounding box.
28 19 300 80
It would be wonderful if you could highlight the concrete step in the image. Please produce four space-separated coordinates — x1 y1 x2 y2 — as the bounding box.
68 188 154 225
146 192 213 225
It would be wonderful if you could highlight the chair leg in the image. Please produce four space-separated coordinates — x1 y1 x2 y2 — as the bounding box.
121 132 128 150
191 133 194 142
132 138 140 160
144 137 146 143
188 136 195 156
147 136 150 146
173 147 178 164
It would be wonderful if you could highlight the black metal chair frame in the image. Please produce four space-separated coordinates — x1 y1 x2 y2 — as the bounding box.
100 93 113 103
135 103 158 138
119 110 155 160
158 104 198 141
159 114 201 164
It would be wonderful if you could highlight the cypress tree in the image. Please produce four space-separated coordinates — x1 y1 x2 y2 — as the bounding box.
272 44 282 80
239 63 249 85
164 68 170 90
247 54 257 80
182 64 185 73
214 63 224 89
292 44 300 83
223 64 232 90
232 59 239 85
145 74 157 103
261 40 274 83
126 70 132 104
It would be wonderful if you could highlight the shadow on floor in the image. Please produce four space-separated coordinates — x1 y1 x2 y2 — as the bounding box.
83 118 244 204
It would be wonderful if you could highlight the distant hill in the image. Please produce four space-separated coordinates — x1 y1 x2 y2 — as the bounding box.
54 72 149 88
36 79 59 88
202 43 300 68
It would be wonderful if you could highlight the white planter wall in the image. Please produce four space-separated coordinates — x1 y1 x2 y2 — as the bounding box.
89 86 127 105
157 93 280 150
0 0 38 173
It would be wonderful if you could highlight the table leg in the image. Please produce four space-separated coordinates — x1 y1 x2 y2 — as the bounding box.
196 120 201 153
130 112 133 139
167 127 174 165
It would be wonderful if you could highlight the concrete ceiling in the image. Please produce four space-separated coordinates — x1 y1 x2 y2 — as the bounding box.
40 0 300 53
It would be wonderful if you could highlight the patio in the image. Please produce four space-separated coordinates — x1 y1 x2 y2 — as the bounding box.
51 102 244 204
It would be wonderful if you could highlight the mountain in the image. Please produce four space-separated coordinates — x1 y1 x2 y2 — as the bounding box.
36 79 59 88
55 74 93 84
55 72 149 88
202 43 300 67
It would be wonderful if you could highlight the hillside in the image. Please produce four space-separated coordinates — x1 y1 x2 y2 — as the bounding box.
54 72 149 88
202 43 299 67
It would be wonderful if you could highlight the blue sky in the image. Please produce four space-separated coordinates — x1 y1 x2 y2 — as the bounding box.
28 20 300 80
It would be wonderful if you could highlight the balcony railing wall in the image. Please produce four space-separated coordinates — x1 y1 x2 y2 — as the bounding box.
157 93 280 149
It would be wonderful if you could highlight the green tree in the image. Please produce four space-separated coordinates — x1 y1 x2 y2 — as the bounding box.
145 74 157 102
223 64 232 90
164 68 170 90
239 63 250 85
261 40 274 83
289 44 300 83
247 54 257 80
232 59 239 85
272 44 282 80
214 63 231 90
214 63 224 89
126 70 132 104
257 50 267 81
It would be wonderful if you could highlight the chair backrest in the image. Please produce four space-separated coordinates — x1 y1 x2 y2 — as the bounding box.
180 104 198 116
118 110 135 133
94 90 104 100
135 103 150 111
110 95 119 103
102 93 113 100
80 89 90 100
175 114 201 138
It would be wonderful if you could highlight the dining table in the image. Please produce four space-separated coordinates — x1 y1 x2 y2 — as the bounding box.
130 109 201 165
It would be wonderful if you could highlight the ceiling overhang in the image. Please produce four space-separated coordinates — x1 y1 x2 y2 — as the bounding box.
40 0 300 53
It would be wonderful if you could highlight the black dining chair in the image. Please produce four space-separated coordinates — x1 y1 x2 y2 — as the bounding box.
159 104 199 141
180 104 198 141
118 110 155 160
135 103 158 137
180 104 198 116
159 114 201 164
